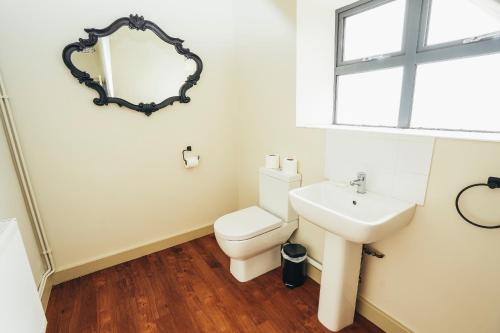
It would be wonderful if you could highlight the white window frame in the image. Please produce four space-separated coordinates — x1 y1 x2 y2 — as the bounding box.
333 0 500 134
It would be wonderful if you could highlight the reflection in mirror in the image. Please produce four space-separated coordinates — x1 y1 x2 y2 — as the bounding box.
63 15 203 116
72 28 189 105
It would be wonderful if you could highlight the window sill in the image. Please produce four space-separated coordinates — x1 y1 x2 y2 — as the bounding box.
298 124 500 143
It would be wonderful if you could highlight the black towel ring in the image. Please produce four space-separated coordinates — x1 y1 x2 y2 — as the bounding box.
455 177 500 229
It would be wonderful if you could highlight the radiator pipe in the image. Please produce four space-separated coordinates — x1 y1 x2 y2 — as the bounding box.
0 72 55 297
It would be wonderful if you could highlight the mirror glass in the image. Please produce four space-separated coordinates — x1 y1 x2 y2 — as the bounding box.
72 28 196 105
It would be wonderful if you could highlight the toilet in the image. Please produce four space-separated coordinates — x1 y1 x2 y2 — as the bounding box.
214 168 301 282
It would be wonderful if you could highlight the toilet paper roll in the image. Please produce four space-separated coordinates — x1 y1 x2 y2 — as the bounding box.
265 154 280 169
282 157 298 175
185 156 199 169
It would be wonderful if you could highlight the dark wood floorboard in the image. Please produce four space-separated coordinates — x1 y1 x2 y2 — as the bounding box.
46 234 384 333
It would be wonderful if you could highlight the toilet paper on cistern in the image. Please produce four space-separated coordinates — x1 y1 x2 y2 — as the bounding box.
282 157 298 175
265 154 280 169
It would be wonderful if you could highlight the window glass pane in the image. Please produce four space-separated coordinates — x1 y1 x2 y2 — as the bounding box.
411 53 500 132
427 0 500 45
343 0 406 61
336 67 403 127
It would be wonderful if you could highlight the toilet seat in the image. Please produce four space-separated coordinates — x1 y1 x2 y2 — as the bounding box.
214 206 282 241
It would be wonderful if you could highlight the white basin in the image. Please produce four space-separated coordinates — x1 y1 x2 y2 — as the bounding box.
289 181 416 332
289 181 416 244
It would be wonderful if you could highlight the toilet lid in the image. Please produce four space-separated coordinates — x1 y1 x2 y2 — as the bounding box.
214 206 283 241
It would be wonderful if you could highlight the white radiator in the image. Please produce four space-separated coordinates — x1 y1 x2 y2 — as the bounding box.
0 218 46 333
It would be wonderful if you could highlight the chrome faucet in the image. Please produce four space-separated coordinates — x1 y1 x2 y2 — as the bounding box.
350 172 367 194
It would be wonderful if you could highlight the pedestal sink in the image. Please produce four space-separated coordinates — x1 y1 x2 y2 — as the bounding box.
289 181 415 332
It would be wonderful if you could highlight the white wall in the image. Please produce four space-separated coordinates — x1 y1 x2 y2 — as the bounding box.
0 0 239 270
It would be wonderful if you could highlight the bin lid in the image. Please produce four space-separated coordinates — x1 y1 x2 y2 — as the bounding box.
283 243 307 258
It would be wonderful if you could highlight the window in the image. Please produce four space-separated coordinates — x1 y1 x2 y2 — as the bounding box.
334 0 500 133
336 67 403 126
342 0 406 61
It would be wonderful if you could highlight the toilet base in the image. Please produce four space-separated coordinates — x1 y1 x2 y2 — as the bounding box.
230 245 281 282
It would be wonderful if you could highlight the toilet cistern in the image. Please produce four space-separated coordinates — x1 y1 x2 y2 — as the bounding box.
349 172 367 194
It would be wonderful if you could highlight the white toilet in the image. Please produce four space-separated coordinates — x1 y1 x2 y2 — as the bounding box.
214 168 301 282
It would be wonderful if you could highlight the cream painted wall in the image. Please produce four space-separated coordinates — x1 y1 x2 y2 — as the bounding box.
295 0 353 126
0 0 239 270
233 0 326 267
1 0 499 331
0 120 45 284
358 138 500 333
233 0 325 210
295 1 500 332
236 1 500 332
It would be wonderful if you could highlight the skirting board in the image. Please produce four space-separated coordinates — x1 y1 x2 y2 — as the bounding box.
306 263 413 333
41 275 53 310
52 224 214 286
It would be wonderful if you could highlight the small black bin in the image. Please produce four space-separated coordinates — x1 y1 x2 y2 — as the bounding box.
281 243 307 288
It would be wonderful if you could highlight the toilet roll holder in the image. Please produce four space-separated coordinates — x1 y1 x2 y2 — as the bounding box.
182 146 200 165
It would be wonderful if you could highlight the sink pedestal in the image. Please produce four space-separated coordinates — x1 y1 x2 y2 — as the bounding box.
318 232 362 332
289 181 416 331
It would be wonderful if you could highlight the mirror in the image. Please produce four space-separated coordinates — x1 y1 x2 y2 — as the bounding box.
63 15 203 116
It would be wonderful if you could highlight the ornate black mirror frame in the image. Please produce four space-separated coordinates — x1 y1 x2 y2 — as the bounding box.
62 14 203 116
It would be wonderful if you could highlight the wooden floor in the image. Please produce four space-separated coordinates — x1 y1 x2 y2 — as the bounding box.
46 235 383 333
